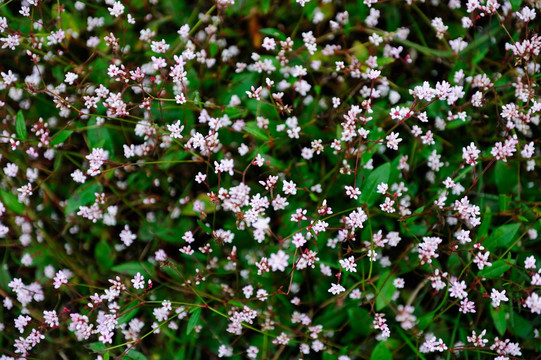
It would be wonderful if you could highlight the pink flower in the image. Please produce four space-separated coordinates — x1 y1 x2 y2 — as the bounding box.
386 132 402 150
462 142 481 165
344 186 361 200
53 270 68 289
339 256 357 272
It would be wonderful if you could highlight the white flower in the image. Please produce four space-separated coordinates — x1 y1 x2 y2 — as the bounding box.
328 283 345 295
131 272 145 290
386 132 402 150
490 289 508 307
339 256 357 272
178 24 190 39
283 180 297 195
120 225 136 247
517 7 536 22
64 72 78 85
269 250 289 272
377 183 388 194
108 1 125 17
525 293 541 314
262 37 276 51
167 120 184 139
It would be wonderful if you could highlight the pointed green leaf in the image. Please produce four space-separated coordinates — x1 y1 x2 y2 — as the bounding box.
371 341 392 360
89 342 106 352
510 0 523 11
417 312 434 331
490 306 507 336
509 311 533 339
375 271 396 311
347 307 370 336
360 163 390 207
478 260 511 278
228 300 244 307
50 129 74 146
65 182 102 215
95 239 114 272
495 162 517 194
0 188 25 215
483 223 520 250
16 111 27 141
117 301 139 325
186 307 201 335
197 219 212 234
111 261 155 278
260 28 286 40
244 121 269 141
126 349 148 360
87 118 114 156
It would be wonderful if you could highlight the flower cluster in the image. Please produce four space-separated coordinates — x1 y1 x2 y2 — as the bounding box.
0 0 540 359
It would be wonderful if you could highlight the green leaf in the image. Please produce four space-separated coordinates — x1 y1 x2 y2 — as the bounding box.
228 300 244 307
351 41 368 61
186 307 201 334
478 260 511 278
315 307 347 329
111 261 155 278
322 352 335 360
394 38 453 58
95 239 114 272
50 129 74 146
384 4 400 31
209 43 218 58
197 219 212 234
371 341 392 360
87 118 114 156
181 193 216 216
483 223 520 250
347 307 370 335
490 306 507 336
360 163 390 207
472 47 489 66
417 312 434 331
65 182 102 215
478 206 492 239
0 265 12 290
510 0 523 11
246 96 279 119
259 28 286 40
406 206 424 225
117 302 139 325
244 121 269 141
261 0 271 13
16 111 27 141
509 311 533 339
446 119 468 129
0 188 25 215
376 57 395 67
88 342 106 352
125 349 148 360
375 271 396 311
104 353 110 360
494 162 517 194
